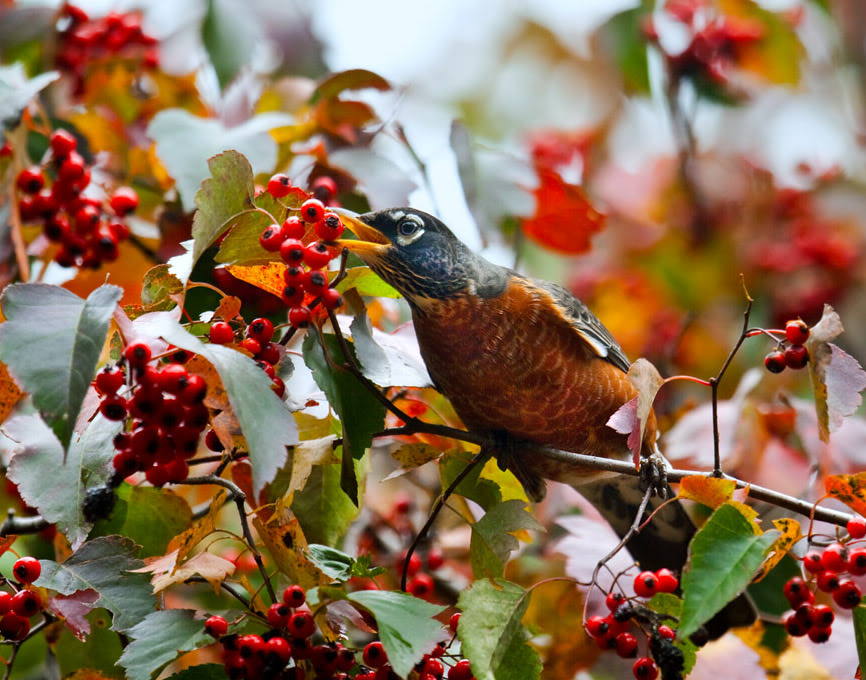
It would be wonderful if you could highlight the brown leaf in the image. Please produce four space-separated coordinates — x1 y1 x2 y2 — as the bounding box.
607 358 663 464
150 552 236 594
825 473 866 516
0 361 23 425
184 355 230 411
753 518 802 582
214 295 242 321
253 509 325 592
286 435 339 503
166 489 229 562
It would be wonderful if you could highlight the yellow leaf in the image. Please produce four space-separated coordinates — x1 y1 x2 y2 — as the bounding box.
753 518 802 582
254 509 326 592
677 475 738 509
286 436 339 504
227 262 287 298
167 489 228 562
734 620 789 676
150 552 236 594
382 442 441 480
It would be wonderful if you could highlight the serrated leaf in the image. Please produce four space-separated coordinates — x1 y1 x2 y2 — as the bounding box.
470 500 543 578
139 551 236 594
677 475 738 509
457 579 540 680
90 484 193 557
347 590 445 679
118 609 212 680
140 265 183 313
0 63 59 126
0 360 23 425
0 283 122 447
307 544 355 582
825 473 866 516
753 518 802 582
679 503 779 638
5 413 119 549
36 536 156 632
136 313 297 492
215 191 296 266
439 450 501 512
349 307 431 388
53 608 124 678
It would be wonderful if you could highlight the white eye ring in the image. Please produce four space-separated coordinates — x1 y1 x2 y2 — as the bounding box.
396 216 425 245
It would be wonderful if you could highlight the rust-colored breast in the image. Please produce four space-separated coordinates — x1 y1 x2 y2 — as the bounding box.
411 280 656 464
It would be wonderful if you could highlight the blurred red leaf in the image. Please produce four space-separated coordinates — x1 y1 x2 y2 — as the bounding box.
825 473 866 517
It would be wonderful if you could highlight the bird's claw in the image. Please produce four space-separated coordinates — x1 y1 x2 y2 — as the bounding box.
639 452 669 498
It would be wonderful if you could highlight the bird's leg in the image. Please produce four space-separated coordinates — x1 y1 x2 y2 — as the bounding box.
488 430 548 503
638 450 670 499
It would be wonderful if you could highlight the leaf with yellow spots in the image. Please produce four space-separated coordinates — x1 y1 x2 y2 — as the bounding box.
166 489 229 563
227 262 287 298
753 519 802 582
382 443 441 480
0 361 23 426
734 620 789 677
825 473 866 517
677 476 738 509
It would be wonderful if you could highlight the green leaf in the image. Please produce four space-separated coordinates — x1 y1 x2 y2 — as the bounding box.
164 665 228 680
334 267 401 298
348 590 445 679
36 536 156 632
137 313 297 492
679 503 779 638
5 413 119 549
312 69 391 104
202 0 262 89
470 500 543 578
602 5 651 94
0 283 122 447
457 579 541 680
147 114 291 214
0 63 59 127
302 329 386 502
440 450 501 512
215 190 297 266
747 554 801 616
118 609 213 680
307 544 355 581
645 594 697 675
90 484 193 557
54 608 124 678
140 265 184 312
854 605 866 671
291 460 360 546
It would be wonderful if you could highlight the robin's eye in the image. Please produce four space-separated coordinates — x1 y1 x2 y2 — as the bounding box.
398 216 423 236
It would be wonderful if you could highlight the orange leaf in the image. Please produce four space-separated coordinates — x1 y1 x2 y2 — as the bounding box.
520 168 605 254
825 473 866 516
0 361 23 426
0 535 17 560
227 262 286 298
215 295 242 321
753 518 802 582
677 476 738 509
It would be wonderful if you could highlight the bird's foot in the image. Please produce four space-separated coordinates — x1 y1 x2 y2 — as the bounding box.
639 452 669 499
487 430 547 503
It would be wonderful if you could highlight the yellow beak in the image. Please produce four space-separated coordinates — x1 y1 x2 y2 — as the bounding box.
333 209 390 261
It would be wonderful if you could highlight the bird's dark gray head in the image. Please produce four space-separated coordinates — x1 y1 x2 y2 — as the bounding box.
336 208 506 303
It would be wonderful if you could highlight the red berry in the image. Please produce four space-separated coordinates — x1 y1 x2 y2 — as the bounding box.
808 626 831 643
816 571 840 593
783 577 812 608
267 602 291 628
784 611 809 637
812 604 834 629
281 216 305 239
0 592 11 616
849 549 866 576
258 341 280 364
288 306 312 328
303 269 329 297
99 394 128 421
784 344 809 370
316 212 344 241
832 580 862 609
58 152 86 182
633 571 659 598
362 641 387 668
793 603 814 627
0 613 30 640
238 633 266 658
311 176 337 203
238 337 261 356
615 632 638 658
265 636 292 663
110 187 139 216
820 543 849 572
95 366 125 395
50 128 78 157
247 317 274 343
280 238 305 264
113 449 138 476
657 625 675 640
164 458 189 484
423 658 444 678
157 364 189 394
303 241 333 269
209 321 235 345
145 463 171 487
606 592 627 612
300 198 325 223
426 549 444 571
803 550 823 574
12 557 41 584
449 660 472 680
16 167 44 195
449 612 461 634
124 342 151 368
322 287 344 311
785 319 810 345
633 657 658 680
585 615 609 639
204 429 223 452
179 374 207 405
260 224 285 252
764 349 786 374
267 174 292 198
283 584 306 608
848 516 866 539
407 572 434 599
288 611 316 638
655 568 678 594
11 590 41 617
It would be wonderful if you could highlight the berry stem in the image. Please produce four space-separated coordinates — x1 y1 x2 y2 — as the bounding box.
663 375 712 387
8 185 30 283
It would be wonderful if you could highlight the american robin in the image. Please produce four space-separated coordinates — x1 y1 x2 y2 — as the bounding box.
336 207 754 635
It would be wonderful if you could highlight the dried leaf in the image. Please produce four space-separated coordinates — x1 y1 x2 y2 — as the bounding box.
286 435 339 503
383 442 441 480
753 518 803 583
677 475 738 509
0 361 23 425
825 473 866 517
214 295 242 321
227 262 288 298
606 358 663 464
166 489 229 563
150 552 236 594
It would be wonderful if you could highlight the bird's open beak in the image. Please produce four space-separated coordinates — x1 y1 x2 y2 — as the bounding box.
333 209 390 261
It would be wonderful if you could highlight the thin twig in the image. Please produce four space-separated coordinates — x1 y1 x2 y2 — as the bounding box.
0 512 49 537
8 188 30 283
184 576 251 610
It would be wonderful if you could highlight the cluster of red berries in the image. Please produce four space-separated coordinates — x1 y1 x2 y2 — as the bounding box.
13 127 138 269
55 3 158 93
259 175 346 328
0 557 43 642
643 0 764 88
585 569 681 680
95 342 208 487
208 316 286 397
783 516 866 643
764 319 810 374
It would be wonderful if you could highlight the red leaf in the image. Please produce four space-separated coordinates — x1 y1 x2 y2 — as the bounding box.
520 168 605 254
47 589 99 641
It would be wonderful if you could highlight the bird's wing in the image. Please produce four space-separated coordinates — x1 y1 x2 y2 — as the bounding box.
527 278 632 373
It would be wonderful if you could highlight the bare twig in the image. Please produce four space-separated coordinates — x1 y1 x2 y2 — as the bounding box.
185 576 251 610
0 511 49 537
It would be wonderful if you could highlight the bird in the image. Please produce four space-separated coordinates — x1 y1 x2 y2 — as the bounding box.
335 207 754 636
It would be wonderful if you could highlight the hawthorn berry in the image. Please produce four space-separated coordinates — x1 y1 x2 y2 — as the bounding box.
58 152 86 181
145 463 170 487
303 269 329 297
422 658 444 677
764 349 786 374
616 632 639 658
312 176 337 202
282 216 305 239
585 615 609 639
633 571 659 598
633 657 659 680
657 625 675 640
99 394 128 421
449 660 473 680
12 557 41 585
179 374 207 404
50 128 78 157
847 516 866 539
258 341 280 364
16 167 44 194
11 590 41 617
816 571 840 593
247 317 274 343
784 611 808 637
407 572 434 599
820 543 849 572
316 212 344 241
803 550 823 574
271 376 285 398
849 549 866 576
0 613 30 640
0 592 11 615
832 580 862 609
784 344 809 370
94 366 125 395
397 551 422 577
238 338 261 356
449 612 461 634
265 636 291 663
288 306 312 328
280 238 306 264
157 364 189 394
322 287 344 311
426 548 444 571
209 321 235 345
783 577 812 608
110 187 139 216
808 626 831 643
283 584 306 608
267 173 292 198
260 224 285 252
362 641 387 668
785 319 810 345
237 633 266 658
812 604 834 628
124 342 151 368
300 198 325 223
606 592 627 612
288 611 316 638
655 568 678 594
304 241 332 269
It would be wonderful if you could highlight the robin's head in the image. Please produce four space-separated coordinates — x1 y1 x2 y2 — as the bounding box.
336 208 484 302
